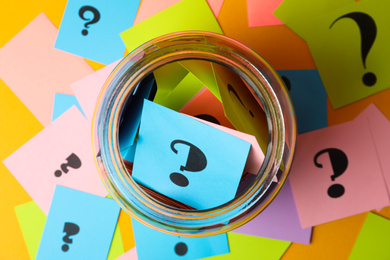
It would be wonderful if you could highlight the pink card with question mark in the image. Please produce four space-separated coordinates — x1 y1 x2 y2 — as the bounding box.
3 106 108 215
288 117 389 228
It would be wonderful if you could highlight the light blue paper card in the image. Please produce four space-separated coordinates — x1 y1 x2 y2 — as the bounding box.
52 93 84 121
118 73 156 153
132 218 229 260
36 186 120 260
55 0 141 64
277 69 328 134
132 100 251 210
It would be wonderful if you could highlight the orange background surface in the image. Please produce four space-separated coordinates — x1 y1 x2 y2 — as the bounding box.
1 0 390 259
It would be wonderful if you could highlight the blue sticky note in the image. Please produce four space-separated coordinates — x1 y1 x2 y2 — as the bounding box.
119 73 157 153
132 218 229 260
55 0 141 64
52 93 85 121
277 69 328 134
36 186 120 260
132 100 251 210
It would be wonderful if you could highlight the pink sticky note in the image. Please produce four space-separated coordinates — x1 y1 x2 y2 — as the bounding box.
133 0 223 25
0 13 93 126
116 247 138 260
207 0 225 17
354 104 390 199
3 107 107 214
247 0 284 27
289 119 389 228
71 60 120 122
193 116 264 175
133 0 182 25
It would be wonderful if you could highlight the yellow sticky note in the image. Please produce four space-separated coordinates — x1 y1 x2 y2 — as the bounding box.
281 0 390 108
349 213 390 259
274 0 353 39
14 201 46 260
213 63 268 153
120 0 223 53
179 59 221 101
153 61 189 101
154 71 205 111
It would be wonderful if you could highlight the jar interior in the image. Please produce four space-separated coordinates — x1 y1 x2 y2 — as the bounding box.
117 59 273 211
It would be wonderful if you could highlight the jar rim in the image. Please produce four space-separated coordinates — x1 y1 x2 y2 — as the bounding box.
92 31 296 236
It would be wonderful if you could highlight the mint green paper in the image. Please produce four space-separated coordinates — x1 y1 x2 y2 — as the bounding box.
120 0 223 53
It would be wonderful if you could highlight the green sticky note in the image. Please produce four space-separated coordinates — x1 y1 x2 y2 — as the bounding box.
154 71 205 111
300 0 390 108
14 200 124 260
15 201 46 260
349 212 390 259
107 220 125 260
202 233 290 260
153 61 189 102
120 0 223 53
179 60 221 101
274 0 353 39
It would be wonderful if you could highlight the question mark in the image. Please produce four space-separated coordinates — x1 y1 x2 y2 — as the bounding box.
169 140 207 187
314 148 348 198
227 83 254 118
174 241 188 256
330 12 377 86
281 76 292 91
61 222 80 252
54 153 82 177
79 6 101 36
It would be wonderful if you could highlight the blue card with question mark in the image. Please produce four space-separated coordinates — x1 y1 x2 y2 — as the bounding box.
55 0 141 64
131 218 230 260
132 100 251 210
36 185 120 260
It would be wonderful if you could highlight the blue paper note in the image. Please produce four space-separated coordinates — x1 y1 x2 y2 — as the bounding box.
52 93 84 121
132 100 251 210
118 73 157 153
277 69 328 134
132 218 229 260
55 0 141 64
36 186 120 260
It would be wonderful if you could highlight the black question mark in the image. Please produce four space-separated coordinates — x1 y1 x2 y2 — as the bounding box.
194 114 221 125
169 140 207 187
61 222 80 252
314 148 348 198
227 84 254 118
330 12 377 86
79 6 101 36
174 241 188 256
54 153 82 177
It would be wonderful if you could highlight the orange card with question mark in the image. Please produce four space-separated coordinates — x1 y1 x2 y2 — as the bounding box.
288 116 389 228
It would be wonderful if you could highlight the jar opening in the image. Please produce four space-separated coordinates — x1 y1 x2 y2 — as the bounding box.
93 31 296 236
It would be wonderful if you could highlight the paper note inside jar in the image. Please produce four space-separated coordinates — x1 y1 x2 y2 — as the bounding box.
131 100 251 210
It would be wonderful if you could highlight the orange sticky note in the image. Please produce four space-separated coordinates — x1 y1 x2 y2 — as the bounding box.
0 13 93 126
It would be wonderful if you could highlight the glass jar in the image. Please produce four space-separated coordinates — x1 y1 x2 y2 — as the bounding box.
92 31 296 236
